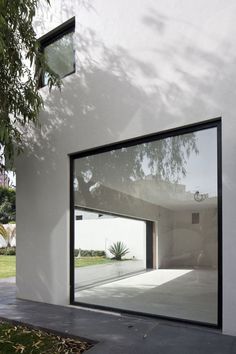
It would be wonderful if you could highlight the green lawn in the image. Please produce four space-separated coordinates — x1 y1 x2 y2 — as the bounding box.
75 256 112 268
0 255 112 277
0 255 16 279
0 321 91 353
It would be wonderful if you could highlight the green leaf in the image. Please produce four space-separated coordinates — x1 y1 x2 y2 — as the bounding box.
0 0 61 170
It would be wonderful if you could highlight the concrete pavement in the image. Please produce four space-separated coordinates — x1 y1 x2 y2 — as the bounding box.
0 281 236 353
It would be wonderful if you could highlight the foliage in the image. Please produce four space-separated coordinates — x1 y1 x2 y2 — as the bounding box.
0 255 15 278
0 187 15 223
76 134 199 212
108 241 129 260
0 247 16 255
74 256 112 268
0 186 15 206
0 198 15 224
0 0 61 169
81 249 106 257
74 249 106 257
0 320 92 353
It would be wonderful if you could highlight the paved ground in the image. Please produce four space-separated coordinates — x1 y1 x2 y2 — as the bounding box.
0 276 15 283
1 280 236 353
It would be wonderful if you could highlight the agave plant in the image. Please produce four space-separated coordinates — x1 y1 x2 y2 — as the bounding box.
108 241 129 261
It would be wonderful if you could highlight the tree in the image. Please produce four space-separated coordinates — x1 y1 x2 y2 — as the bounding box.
76 134 199 208
0 186 16 223
0 0 61 171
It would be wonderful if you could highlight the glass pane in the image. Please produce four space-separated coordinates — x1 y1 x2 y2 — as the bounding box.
44 31 74 85
74 210 146 290
73 127 218 324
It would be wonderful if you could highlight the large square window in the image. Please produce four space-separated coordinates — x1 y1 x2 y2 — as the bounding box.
70 119 222 327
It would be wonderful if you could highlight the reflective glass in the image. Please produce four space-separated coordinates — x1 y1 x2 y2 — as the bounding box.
73 127 218 324
44 31 74 85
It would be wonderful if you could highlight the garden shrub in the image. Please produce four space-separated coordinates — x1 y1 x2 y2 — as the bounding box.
0 187 16 224
0 247 16 255
74 249 106 257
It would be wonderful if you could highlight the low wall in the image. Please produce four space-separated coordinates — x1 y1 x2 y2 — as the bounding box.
75 260 145 289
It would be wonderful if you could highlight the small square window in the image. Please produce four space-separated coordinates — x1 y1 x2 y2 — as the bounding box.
39 18 75 87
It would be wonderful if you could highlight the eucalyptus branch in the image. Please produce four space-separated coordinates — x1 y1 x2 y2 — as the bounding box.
0 0 61 170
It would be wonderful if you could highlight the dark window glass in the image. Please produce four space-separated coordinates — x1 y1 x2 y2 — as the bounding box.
40 19 75 87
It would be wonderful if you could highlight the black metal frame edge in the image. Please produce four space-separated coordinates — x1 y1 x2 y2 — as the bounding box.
69 157 75 304
69 117 221 159
70 301 219 329
146 221 154 269
69 117 222 329
217 121 223 328
38 17 76 46
74 205 157 223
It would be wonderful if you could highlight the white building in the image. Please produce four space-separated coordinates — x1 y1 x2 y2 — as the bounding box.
0 171 9 187
16 0 236 336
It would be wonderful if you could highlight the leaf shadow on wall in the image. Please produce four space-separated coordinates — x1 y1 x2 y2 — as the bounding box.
17 7 235 302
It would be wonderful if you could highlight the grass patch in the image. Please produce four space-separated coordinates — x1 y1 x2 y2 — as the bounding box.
0 255 16 279
0 320 92 353
75 256 112 268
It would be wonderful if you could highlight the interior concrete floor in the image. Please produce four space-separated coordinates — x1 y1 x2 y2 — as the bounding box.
75 260 145 289
75 268 217 324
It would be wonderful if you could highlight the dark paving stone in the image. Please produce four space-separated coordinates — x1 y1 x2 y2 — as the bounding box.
1 283 236 353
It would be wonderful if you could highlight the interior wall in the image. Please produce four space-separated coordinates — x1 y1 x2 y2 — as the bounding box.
74 217 146 264
172 208 217 268
75 180 162 222
157 207 174 268
157 207 217 268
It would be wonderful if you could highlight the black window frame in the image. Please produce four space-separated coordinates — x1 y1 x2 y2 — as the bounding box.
38 17 76 88
69 117 222 329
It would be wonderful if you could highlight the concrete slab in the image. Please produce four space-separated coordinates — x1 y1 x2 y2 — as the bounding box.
76 269 217 324
0 283 236 353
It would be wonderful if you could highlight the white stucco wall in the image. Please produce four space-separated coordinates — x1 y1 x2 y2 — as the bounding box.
158 208 217 268
75 218 146 262
16 0 236 335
